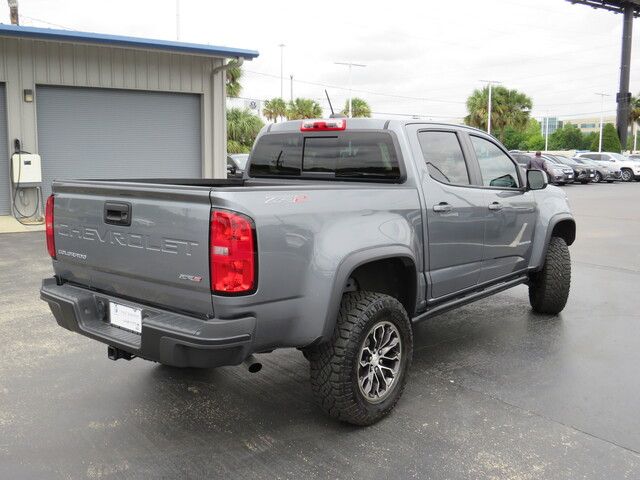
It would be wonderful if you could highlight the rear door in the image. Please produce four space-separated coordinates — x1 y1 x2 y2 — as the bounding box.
409 126 485 300
52 181 214 317
466 134 537 283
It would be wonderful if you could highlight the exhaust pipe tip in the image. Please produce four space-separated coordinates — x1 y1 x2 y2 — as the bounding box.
243 354 262 373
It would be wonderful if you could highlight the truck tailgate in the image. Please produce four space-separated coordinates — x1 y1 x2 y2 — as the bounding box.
51 180 214 317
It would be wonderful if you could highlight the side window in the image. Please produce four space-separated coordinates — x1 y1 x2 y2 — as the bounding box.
417 131 470 185
470 136 520 188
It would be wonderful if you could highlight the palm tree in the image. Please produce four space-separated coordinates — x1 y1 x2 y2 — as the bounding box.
225 60 242 98
341 97 372 118
227 108 264 153
465 86 532 142
286 98 323 120
263 98 288 123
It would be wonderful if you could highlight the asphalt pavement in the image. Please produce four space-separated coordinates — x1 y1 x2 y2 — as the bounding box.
1 182 639 479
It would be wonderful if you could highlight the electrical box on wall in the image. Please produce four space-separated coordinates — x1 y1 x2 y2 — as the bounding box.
11 153 42 184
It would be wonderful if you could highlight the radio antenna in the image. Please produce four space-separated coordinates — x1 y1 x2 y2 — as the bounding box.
325 89 335 116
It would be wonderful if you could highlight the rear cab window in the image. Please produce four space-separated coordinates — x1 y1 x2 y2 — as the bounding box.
248 131 402 182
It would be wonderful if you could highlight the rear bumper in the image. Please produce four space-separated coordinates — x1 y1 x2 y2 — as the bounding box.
40 278 256 368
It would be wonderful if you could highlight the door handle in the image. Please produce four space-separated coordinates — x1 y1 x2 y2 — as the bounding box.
488 202 503 211
433 202 453 213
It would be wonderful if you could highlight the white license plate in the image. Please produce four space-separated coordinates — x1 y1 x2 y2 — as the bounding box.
109 302 142 334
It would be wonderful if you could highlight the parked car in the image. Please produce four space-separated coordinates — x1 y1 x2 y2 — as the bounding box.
510 152 569 185
575 152 640 182
571 157 617 183
628 154 640 161
541 155 575 185
227 153 249 178
548 155 595 184
40 118 575 425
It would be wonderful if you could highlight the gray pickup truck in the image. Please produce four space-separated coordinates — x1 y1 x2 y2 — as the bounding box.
41 118 575 425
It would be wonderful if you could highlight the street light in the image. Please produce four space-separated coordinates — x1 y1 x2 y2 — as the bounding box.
595 92 611 152
278 44 286 99
335 61 367 118
480 79 501 135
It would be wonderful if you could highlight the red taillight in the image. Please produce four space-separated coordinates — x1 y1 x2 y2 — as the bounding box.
209 210 256 294
300 118 346 131
45 195 56 259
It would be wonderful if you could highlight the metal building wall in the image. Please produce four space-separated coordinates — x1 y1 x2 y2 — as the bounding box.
0 36 228 216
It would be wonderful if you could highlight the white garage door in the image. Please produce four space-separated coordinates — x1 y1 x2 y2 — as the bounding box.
36 86 201 198
0 84 9 215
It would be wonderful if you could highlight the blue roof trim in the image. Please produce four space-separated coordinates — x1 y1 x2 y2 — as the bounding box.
0 24 259 59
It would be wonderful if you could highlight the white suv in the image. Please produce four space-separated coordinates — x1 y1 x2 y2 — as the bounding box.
575 152 640 182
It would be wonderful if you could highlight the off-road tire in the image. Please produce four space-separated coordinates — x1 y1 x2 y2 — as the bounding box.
308 292 413 425
529 236 571 314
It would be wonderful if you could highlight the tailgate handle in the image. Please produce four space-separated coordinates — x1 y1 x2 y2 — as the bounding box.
104 202 132 226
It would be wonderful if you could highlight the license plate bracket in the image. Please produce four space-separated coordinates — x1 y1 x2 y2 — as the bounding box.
109 302 142 334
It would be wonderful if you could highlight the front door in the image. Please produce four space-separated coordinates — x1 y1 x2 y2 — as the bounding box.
467 134 537 283
413 128 486 300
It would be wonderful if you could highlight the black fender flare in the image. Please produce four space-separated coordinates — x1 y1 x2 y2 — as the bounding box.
320 245 419 341
535 213 576 270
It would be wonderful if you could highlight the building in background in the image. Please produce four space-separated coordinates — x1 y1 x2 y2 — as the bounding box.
563 116 616 134
539 117 561 137
0 24 258 222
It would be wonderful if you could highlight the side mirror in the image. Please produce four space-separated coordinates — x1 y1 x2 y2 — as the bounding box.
527 169 548 190
227 164 237 176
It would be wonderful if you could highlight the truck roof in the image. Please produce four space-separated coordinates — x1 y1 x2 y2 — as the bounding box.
266 118 488 135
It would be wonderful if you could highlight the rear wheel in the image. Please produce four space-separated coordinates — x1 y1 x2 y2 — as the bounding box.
621 169 633 182
308 292 413 425
529 236 571 315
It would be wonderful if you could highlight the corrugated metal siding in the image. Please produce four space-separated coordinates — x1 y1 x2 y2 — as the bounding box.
0 35 226 208
0 84 8 214
0 39 208 93
37 86 201 198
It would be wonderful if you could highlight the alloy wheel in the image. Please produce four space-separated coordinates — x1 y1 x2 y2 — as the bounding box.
357 321 402 404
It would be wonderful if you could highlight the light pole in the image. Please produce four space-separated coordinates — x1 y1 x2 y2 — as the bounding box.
595 92 611 152
544 115 550 151
290 75 293 102
480 80 501 134
278 44 286 99
175 0 180 40
335 62 367 118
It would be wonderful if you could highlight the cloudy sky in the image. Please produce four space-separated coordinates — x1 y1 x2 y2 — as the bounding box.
5 0 639 121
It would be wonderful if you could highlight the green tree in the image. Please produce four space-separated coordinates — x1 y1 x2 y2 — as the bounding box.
582 132 597 151
262 98 288 123
464 85 532 142
521 118 544 151
502 127 526 150
548 124 584 150
286 98 323 120
225 61 243 98
590 123 622 153
226 108 264 153
341 97 371 118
